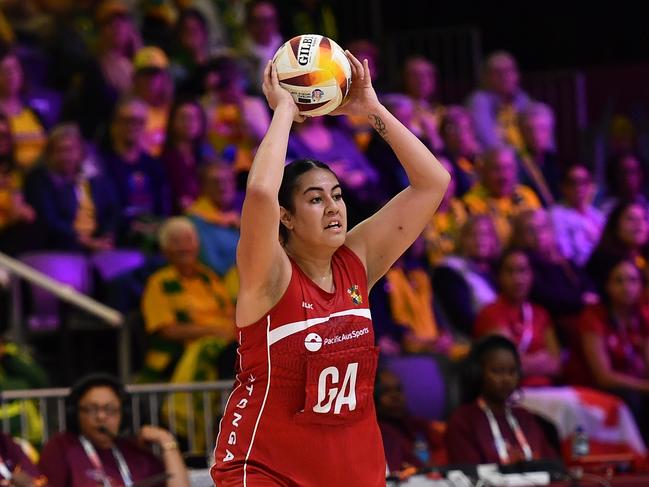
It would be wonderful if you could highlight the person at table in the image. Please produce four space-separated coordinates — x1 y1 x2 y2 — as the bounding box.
445 335 559 464
38 373 189 487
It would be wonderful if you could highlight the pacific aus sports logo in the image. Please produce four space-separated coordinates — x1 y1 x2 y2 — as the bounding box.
304 333 323 352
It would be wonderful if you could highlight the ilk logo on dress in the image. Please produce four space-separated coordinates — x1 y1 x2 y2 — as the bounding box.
347 284 362 305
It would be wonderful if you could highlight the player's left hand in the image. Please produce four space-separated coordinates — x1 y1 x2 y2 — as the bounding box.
329 51 380 117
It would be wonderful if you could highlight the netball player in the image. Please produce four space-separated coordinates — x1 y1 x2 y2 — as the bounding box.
212 52 450 486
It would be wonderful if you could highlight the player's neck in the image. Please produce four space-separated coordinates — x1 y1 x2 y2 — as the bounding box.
285 245 335 292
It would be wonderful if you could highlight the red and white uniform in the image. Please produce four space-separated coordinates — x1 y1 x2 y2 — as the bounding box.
212 245 385 486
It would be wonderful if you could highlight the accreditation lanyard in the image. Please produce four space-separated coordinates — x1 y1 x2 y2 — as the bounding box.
79 436 133 487
517 303 534 354
0 452 12 480
478 398 533 464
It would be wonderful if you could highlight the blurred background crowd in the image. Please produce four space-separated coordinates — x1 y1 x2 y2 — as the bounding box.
2 0 649 478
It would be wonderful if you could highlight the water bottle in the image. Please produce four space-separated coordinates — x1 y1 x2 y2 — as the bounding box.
413 433 430 465
572 425 590 458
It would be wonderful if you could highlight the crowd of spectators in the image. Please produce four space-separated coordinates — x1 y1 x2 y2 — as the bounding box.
2 0 649 479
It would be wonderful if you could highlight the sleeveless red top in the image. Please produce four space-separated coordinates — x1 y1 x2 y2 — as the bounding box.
212 245 385 486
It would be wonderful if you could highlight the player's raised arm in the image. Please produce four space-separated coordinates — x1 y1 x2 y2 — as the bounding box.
236 62 304 320
339 52 451 288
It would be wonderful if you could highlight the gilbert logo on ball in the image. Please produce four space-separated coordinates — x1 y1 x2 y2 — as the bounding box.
273 34 352 117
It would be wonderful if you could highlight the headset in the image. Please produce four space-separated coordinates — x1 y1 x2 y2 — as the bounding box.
65 373 131 435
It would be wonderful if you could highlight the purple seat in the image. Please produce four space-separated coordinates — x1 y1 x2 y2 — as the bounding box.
384 355 449 421
90 249 146 281
19 252 92 331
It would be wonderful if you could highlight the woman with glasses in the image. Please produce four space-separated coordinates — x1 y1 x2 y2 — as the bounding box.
38 373 189 487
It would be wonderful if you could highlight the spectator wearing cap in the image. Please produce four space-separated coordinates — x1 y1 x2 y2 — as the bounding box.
69 0 140 138
238 1 283 96
132 46 174 157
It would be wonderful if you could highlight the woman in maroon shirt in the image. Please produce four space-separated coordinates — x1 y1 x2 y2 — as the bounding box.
38 373 189 487
445 335 558 464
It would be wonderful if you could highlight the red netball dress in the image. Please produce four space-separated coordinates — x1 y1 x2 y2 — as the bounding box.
212 245 386 486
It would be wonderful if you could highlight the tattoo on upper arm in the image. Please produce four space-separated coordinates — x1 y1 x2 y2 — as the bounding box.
368 114 388 140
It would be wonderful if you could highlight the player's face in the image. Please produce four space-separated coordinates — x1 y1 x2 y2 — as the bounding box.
285 168 347 248
77 386 122 449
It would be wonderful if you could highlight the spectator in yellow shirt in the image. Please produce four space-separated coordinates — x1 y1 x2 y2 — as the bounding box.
132 46 173 157
463 146 540 243
0 46 46 170
0 113 36 254
139 216 236 383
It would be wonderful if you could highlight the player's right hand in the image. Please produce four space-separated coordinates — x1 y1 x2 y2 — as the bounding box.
262 60 305 123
